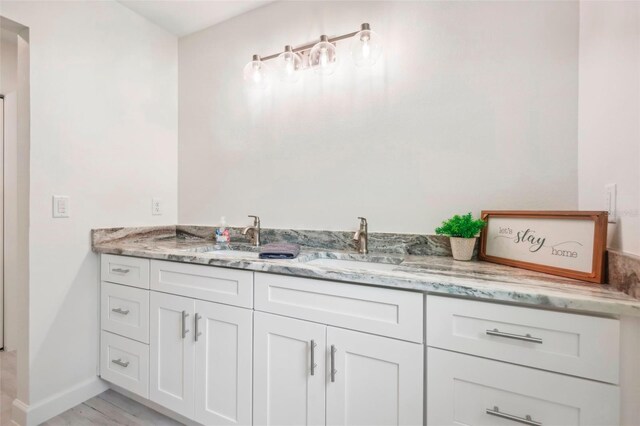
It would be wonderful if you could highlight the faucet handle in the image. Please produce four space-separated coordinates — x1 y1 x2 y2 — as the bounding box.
248 215 260 226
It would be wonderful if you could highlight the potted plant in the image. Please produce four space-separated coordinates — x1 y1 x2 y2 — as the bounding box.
435 213 486 261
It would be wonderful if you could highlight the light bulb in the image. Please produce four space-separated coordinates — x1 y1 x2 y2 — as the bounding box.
309 35 338 75
243 54 270 88
351 23 382 67
275 45 303 83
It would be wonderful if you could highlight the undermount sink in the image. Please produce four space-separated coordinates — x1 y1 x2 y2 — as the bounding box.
206 250 259 259
305 258 400 271
182 244 259 259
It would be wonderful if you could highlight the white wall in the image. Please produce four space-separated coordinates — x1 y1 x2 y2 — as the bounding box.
179 1 579 232
578 0 640 256
1 1 178 423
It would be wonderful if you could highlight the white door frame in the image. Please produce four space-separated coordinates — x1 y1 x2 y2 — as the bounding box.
0 94 5 349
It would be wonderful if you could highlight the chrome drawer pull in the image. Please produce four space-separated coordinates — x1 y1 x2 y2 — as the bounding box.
330 345 337 382
111 358 130 368
486 406 541 426
181 310 190 339
310 340 317 376
194 313 202 342
111 268 130 274
486 328 543 344
111 308 130 315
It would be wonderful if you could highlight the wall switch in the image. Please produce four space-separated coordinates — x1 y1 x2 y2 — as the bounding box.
52 196 70 218
605 184 616 223
152 198 163 216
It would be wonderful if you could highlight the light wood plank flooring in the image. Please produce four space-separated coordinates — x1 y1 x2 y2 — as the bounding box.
1 350 17 426
0 350 181 426
42 390 183 426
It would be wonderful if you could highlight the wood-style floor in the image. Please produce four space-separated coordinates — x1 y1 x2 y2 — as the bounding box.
0 350 182 426
42 390 183 426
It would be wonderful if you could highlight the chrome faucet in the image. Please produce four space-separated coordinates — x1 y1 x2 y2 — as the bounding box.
242 215 261 246
353 217 368 254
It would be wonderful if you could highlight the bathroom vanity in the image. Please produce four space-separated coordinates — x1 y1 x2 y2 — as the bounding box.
93 227 640 426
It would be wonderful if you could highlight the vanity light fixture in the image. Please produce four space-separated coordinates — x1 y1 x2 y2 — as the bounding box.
308 35 338 75
243 54 271 88
275 45 303 83
350 23 383 68
243 23 382 86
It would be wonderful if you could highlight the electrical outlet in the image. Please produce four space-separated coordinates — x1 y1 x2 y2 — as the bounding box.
152 198 163 216
605 184 616 223
52 195 70 218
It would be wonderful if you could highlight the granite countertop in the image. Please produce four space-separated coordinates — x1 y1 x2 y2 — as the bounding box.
92 226 640 317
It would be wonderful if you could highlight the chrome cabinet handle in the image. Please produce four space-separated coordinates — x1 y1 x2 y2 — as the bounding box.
486 406 541 425
194 313 202 342
181 310 190 339
111 358 130 368
111 307 130 315
486 328 543 344
330 345 337 382
310 340 317 376
111 268 130 274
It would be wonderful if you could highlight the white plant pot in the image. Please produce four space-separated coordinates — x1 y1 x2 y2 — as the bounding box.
449 237 476 261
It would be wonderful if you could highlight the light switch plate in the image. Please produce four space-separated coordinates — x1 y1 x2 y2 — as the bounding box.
152 198 163 216
52 196 70 218
605 184 616 223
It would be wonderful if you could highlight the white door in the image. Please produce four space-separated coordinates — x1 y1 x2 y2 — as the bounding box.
194 300 253 426
253 312 326 426
149 291 195 419
326 327 424 426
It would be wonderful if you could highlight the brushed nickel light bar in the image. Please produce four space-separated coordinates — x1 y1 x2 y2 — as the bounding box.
243 23 382 86
258 23 373 61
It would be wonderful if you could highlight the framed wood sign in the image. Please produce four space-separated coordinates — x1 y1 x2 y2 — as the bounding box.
479 211 608 283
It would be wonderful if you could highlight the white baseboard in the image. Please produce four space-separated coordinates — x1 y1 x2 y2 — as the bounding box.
11 377 109 426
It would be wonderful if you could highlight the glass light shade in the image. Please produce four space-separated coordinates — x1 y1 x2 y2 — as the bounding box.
276 46 303 83
308 36 338 76
243 55 270 88
351 27 382 67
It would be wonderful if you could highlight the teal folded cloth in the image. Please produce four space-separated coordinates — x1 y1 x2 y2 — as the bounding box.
259 243 301 259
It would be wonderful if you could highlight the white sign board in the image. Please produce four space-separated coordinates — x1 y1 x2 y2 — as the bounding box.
479 211 607 283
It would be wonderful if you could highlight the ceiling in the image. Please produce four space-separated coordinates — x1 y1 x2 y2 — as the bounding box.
118 0 273 37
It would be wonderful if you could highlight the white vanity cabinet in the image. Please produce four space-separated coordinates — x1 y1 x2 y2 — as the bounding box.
425 295 623 426
253 311 424 426
149 291 253 425
99 253 634 426
253 273 425 426
100 255 253 426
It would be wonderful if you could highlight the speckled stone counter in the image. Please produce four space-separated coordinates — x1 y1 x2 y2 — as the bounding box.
91 226 640 317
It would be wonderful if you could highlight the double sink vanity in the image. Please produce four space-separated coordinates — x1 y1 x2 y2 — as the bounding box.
92 224 640 426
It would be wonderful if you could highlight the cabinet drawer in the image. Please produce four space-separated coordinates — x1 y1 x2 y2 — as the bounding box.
100 331 149 398
427 348 619 426
255 273 423 343
101 254 150 289
101 282 149 343
426 295 620 383
151 260 253 308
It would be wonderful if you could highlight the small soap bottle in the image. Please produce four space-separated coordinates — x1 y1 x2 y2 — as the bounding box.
216 216 230 246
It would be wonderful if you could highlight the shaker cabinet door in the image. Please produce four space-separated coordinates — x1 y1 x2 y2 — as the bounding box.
326 327 424 426
253 312 326 426
149 291 195 419
194 300 253 426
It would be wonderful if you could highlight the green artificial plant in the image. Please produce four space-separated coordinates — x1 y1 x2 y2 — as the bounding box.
435 213 486 239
